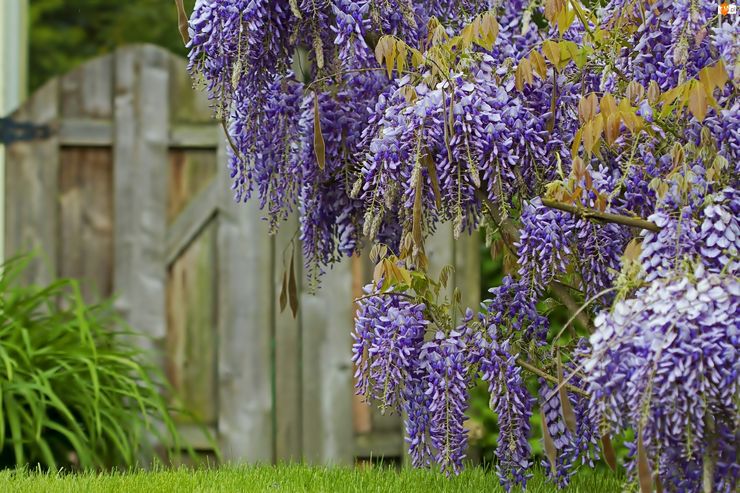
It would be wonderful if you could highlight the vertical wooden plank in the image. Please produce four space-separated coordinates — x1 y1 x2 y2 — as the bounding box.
0 0 30 262
456 231 481 313
426 221 455 300
168 55 213 125
167 149 217 223
216 132 274 463
4 78 59 284
426 223 480 324
113 46 170 348
351 254 372 437
166 221 218 425
301 258 354 465
58 147 114 300
60 54 113 120
274 213 302 462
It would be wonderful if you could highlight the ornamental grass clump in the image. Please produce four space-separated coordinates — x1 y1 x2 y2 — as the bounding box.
186 0 739 490
0 257 184 470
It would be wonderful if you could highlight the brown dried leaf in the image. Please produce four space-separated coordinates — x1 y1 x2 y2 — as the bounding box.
412 166 424 250
601 433 618 472
541 409 558 475
424 152 442 208
313 95 326 170
279 269 288 313
637 426 653 493
175 0 191 44
288 253 299 318
557 358 577 434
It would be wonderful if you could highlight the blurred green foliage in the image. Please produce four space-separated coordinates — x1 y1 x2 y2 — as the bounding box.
29 0 196 91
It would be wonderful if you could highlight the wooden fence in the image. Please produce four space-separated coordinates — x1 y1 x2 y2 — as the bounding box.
3 44 479 464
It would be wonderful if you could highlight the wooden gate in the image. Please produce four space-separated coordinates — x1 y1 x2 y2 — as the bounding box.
3 44 479 464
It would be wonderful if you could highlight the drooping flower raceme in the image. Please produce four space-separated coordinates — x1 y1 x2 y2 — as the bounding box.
585 268 739 492
187 0 740 489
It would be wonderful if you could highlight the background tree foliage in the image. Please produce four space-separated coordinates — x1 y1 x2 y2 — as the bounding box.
29 0 195 91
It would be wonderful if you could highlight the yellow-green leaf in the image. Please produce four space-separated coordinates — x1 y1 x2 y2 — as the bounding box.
542 40 561 67
688 80 708 122
571 127 583 158
605 112 621 145
600 93 617 119
530 50 547 79
578 92 598 123
515 58 534 91
556 5 576 36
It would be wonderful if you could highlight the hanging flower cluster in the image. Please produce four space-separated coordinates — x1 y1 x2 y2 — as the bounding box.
188 0 739 490
585 267 739 492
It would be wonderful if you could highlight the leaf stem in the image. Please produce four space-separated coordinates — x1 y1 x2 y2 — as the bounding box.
541 199 660 232
516 358 589 397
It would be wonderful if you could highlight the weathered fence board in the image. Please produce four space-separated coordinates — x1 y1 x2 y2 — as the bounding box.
275 214 302 462
5 79 59 286
58 147 114 300
4 44 481 466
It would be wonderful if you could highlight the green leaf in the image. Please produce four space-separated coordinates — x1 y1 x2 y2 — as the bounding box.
5 394 25 466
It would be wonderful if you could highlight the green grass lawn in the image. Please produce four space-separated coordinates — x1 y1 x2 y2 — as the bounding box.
0 464 623 492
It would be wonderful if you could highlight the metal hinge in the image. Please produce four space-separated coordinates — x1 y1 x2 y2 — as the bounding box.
0 117 52 145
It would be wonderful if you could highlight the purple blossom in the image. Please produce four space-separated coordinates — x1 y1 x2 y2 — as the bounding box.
585 268 739 492
352 284 428 410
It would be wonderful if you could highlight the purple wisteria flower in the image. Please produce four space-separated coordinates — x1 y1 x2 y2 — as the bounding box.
352 284 428 410
585 268 739 492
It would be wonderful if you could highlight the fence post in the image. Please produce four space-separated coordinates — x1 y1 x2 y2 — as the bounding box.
0 0 29 261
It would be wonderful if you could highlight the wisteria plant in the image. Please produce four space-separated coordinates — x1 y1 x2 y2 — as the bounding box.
184 0 738 491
